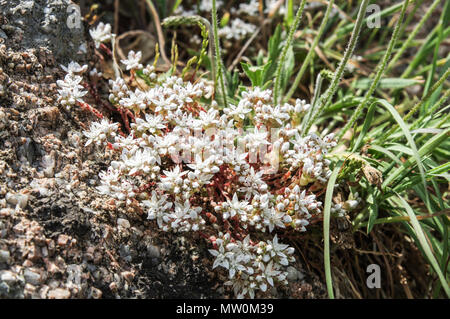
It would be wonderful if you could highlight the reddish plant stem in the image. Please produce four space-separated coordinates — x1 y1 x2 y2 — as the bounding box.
77 101 103 119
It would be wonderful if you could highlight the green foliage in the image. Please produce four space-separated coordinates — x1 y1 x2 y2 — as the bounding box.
240 61 272 88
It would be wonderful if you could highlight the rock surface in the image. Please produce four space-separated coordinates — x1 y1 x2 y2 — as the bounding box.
0 0 87 64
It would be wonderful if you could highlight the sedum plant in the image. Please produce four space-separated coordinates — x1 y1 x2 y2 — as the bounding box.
58 39 339 297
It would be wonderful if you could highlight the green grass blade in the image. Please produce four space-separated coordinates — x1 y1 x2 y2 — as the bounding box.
376 100 427 197
323 160 344 299
396 195 450 298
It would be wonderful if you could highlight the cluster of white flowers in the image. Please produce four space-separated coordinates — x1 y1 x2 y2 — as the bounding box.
331 191 361 217
56 62 88 108
84 119 120 146
172 1 290 46
57 22 340 298
209 233 294 298
89 22 113 48
121 50 143 71
144 192 206 232
231 2 260 16
77 67 335 295
284 132 336 185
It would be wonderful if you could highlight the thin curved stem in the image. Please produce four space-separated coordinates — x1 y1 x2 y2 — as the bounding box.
284 0 335 102
304 0 370 136
273 0 308 105
386 0 441 73
211 0 228 108
337 0 410 141
145 0 170 65
161 15 215 86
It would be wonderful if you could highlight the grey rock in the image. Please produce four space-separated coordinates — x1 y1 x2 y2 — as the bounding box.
1 271 18 285
286 266 305 282
287 266 298 282
23 269 42 285
117 218 130 229
0 29 7 39
147 244 160 259
48 288 71 299
5 192 28 209
0 282 9 295
119 244 132 262
270 287 279 298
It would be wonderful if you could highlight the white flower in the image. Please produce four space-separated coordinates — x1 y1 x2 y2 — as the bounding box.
143 191 173 228
262 261 281 287
263 208 286 232
61 61 88 75
223 103 251 120
143 64 157 80
112 134 139 150
234 2 259 16
239 167 268 198
96 167 121 196
121 50 143 70
243 127 271 154
242 87 272 102
120 88 147 110
131 113 166 133
90 68 103 78
269 234 295 265
198 108 219 127
221 193 251 221
121 147 160 176
170 200 203 232
174 5 196 17
186 154 218 176
159 166 187 193
209 245 230 270
108 78 128 103
294 99 311 113
265 0 286 14
89 22 113 48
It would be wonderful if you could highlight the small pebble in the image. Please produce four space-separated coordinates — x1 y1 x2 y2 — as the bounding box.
0 250 10 264
117 218 130 229
147 245 160 259
47 288 71 299
5 192 28 209
23 269 42 285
